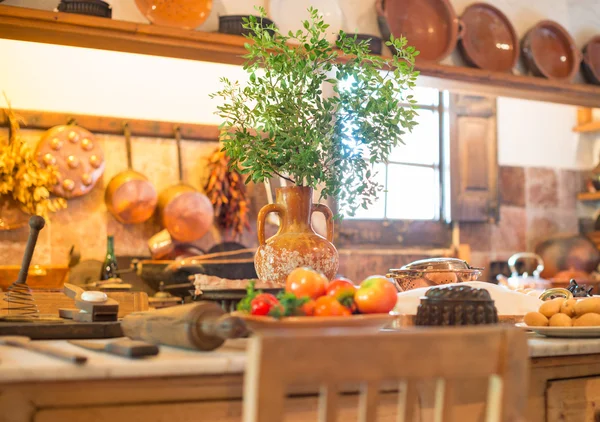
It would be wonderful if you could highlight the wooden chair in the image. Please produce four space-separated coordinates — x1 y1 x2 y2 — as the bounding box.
243 325 528 422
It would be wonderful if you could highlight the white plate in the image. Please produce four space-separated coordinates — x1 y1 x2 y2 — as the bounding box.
516 322 600 338
268 0 343 43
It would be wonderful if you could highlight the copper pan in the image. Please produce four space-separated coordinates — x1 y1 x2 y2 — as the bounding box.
376 0 459 62
521 20 581 82
157 127 214 243
105 124 157 224
582 35 600 85
458 3 518 72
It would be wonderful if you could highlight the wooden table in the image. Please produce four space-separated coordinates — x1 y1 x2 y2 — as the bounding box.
1 335 600 422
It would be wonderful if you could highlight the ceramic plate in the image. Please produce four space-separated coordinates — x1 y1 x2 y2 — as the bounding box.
516 322 600 338
237 313 394 333
267 0 343 44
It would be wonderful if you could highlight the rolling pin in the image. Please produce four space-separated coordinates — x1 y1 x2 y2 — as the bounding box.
120 302 247 351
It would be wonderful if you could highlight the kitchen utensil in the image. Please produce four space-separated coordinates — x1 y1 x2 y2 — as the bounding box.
516 323 600 339
57 0 112 18
582 35 600 85
3 216 45 317
58 283 119 322
538 288 573 301
134 0 211 29
535 235 600 279
267 0 343 44
35 124 105 199
238 313 394 333
0 336 87 364
521 20 580 82
376 0 458 62
0 321 123 339
68 339 159 358
120 302 248 351
496 253 550 291
387 257 482 291
157 127 214 243
218 15 276 37
105 124 157 224
458 3 518 72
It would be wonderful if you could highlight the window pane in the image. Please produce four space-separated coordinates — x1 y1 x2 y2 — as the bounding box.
388 109 439 165
344 162 386 219
408 86 439 106
386 164 439 220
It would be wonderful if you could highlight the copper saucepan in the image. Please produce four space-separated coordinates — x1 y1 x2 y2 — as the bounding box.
105 124 158 224
157 127 214 243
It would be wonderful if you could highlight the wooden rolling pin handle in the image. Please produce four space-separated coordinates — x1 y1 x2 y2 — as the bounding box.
201 314 248 339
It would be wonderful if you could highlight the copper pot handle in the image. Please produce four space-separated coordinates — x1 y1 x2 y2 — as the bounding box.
257 203 284 246
311 203 334 243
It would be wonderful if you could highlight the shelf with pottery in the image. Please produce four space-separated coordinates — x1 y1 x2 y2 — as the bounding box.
3 5 600 108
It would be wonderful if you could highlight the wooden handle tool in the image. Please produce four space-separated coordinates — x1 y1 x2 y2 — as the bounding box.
0 336 87 364
68 339 159 358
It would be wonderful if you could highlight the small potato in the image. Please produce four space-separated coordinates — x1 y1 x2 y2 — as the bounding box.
524 312 549 327
574 297 600 316
573 312 600 327
549 313 573 327
539 297 565 318
560 299 577 317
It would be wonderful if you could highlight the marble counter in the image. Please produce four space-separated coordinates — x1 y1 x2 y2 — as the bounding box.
2 335 600 384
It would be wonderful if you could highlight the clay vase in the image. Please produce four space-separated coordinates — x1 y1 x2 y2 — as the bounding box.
255 186 339 285
134 0 212 30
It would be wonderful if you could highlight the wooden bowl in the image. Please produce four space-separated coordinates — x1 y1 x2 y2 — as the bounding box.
582 35 600 85
521 20 580 82
458 3 518 72
0 265 69 291
376 0 459 62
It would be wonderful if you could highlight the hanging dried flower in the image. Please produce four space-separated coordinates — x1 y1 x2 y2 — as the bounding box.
0 100 66 220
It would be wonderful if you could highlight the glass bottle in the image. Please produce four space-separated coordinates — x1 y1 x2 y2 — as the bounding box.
100 235 118 280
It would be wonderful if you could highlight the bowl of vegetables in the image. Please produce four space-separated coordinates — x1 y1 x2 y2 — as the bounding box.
235 267 398 333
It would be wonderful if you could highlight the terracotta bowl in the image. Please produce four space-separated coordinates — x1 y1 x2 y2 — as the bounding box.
458 3 518 72
376 0 459 62
521 20 580 82
582 35 600 85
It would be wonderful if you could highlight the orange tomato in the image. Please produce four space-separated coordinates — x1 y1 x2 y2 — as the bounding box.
300 299 316 316
314 296 352 317
285 267 328 300
326 279 357 309
355 276 398 314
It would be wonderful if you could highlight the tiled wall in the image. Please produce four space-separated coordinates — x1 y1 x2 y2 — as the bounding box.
462 165 586 279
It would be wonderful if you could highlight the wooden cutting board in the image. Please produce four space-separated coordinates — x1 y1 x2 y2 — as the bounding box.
0 291 148 318
0 320 123 339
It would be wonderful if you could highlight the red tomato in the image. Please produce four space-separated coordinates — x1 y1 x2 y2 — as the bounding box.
285 267 328 299
250 293 281 316
355 276 398 314
326 279 357 308
314 296 352 317
299 299 316 316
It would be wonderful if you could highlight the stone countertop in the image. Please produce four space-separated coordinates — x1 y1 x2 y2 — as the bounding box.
2 335 600 384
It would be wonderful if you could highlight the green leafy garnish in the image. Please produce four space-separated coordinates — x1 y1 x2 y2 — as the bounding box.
237 280 260 313
268 292 310 319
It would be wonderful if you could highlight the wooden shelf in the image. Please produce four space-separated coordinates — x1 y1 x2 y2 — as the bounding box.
578 192 600 202
573 121 600 133
3 5 600 107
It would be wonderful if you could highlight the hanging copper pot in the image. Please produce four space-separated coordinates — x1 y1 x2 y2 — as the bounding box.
157 127 214 243
105 123 157 224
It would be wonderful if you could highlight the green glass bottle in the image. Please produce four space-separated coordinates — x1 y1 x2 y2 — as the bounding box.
100 235 118 280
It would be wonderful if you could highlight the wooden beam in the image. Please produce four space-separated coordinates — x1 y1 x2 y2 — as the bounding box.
1 109 221 141
2 5 600 107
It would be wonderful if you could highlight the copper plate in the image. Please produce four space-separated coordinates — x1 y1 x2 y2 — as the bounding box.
521 20 580 82
237 313 394 333
582 35 600 85
458 3 518 72
376 0 458 62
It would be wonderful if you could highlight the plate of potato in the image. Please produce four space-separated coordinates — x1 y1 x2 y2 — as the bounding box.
517 296 600 338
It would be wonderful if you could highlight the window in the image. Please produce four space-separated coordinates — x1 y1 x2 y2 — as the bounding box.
343 86 447 221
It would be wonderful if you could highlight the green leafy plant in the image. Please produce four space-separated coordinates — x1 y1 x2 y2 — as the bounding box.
211 7 419 215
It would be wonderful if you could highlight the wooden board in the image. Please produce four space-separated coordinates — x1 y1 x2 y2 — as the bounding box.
0 291 148 318
1 5 600 108
0 320 122 339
